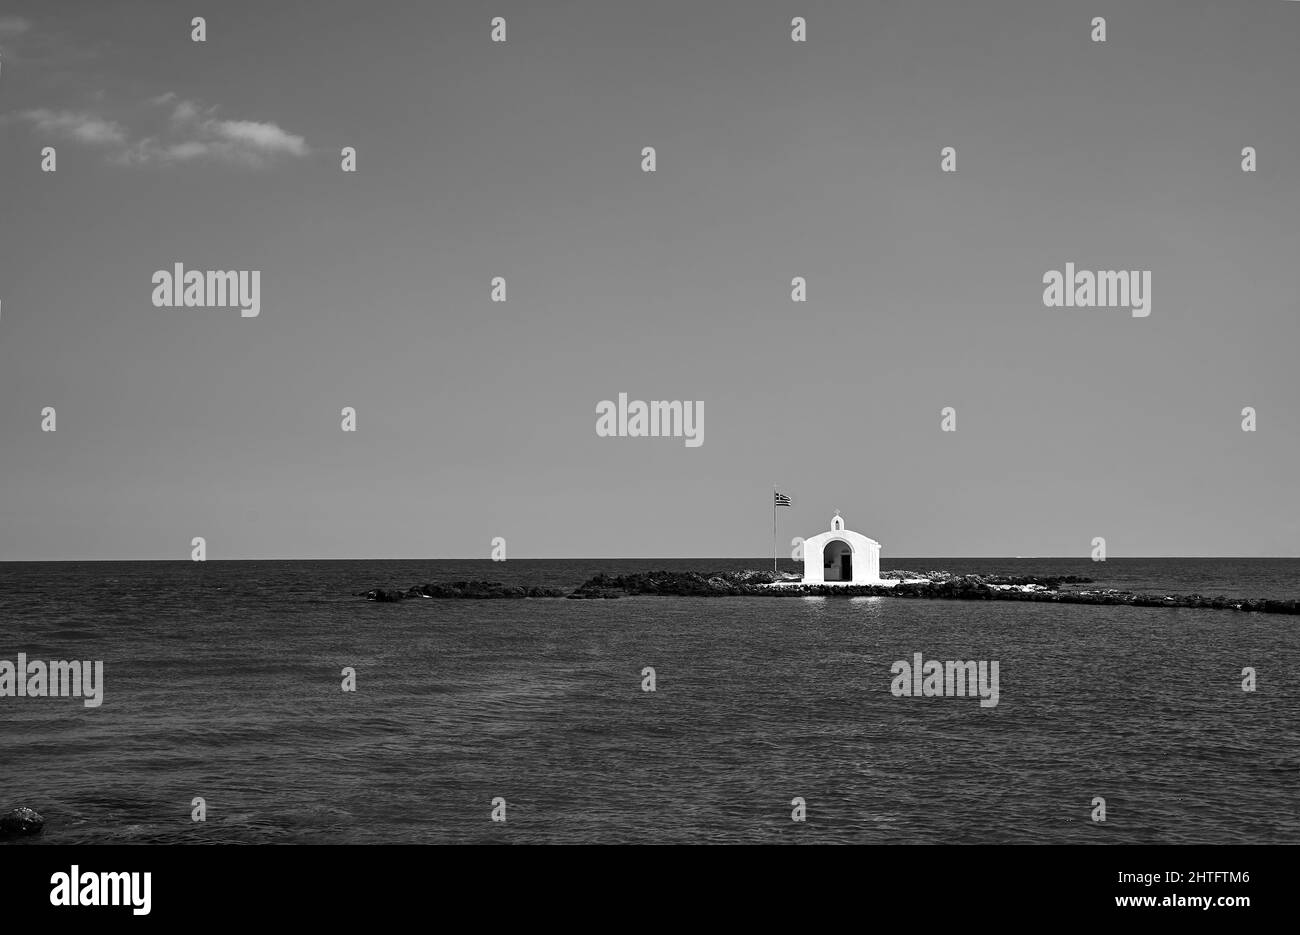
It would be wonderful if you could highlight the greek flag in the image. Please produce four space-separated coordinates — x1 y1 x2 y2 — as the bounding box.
774 491 792 507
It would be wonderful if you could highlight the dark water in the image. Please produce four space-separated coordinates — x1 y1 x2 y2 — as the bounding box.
1 558 1297 844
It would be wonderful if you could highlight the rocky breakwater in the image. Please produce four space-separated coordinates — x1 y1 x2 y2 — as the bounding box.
357 570 1298 614
567 569 791 598
564 570 1299 614
565 569 1094 599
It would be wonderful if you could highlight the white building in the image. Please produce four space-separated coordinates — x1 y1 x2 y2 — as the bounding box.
801 512 883 585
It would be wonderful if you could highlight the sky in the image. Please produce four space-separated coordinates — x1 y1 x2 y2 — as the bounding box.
1 0 1298 560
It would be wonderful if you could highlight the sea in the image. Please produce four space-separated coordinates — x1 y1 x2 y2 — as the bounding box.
1 557 1297 844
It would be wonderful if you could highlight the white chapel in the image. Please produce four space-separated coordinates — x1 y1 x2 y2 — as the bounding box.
801 512 883 585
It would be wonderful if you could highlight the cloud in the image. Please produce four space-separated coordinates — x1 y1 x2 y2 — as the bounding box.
206 119 308 157
113 137 288 169
21 108 127 145
172 99 200 122
30 93 311 168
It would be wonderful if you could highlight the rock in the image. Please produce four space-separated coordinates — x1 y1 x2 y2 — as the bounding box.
363 588 407 602
727 569 783 585
0 807 44 838
976 574 1094 588
568 570 718 598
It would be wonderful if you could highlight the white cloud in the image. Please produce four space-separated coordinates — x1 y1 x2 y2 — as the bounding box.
21 109 127 145
29 94 310 168
206 119 308 157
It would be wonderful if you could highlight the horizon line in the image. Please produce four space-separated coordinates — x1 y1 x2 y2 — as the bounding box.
2 555 1299 563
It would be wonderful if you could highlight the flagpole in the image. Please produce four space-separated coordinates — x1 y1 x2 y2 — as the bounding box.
772 484 777 574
